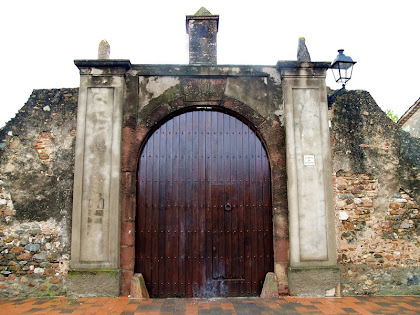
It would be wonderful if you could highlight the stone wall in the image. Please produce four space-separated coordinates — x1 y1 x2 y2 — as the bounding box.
331 90 420 295
1 84 419 297
0 88 78 297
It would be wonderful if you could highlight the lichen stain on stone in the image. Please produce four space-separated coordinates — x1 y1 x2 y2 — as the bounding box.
139 76 180 110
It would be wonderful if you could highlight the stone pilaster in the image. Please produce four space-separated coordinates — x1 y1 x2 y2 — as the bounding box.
277 61 339 296
68 60 131 297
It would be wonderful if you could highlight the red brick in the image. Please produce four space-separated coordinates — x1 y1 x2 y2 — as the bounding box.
120 246 135 271
135 124 149 142
121 221 135 246
121 194 136 221
121 270 134 296
273 213 288 239
122 125 139 172
273 238 289 262
121 172 136 194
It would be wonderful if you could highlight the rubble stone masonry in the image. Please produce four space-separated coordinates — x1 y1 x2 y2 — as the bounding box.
331 90 420 295
334 171 419 295
0 89 77 297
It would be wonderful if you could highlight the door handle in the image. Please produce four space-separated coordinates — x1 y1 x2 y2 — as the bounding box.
225 203 232 211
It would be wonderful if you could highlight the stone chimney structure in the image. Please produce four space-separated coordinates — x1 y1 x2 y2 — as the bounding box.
186 7 219 65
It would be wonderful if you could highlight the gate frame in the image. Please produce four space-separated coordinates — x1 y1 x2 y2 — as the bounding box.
120 99 288 296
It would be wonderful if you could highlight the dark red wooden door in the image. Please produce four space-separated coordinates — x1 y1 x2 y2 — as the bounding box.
136 110 273 298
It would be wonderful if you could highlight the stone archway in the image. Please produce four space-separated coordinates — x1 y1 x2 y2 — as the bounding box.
120 98 288 296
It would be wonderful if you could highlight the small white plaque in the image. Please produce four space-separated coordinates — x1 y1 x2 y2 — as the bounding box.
304 154 315 166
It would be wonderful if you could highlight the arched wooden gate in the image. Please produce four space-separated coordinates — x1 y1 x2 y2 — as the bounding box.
136 109 273 297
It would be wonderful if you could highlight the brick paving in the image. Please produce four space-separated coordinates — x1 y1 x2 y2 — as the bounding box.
0 296 419 314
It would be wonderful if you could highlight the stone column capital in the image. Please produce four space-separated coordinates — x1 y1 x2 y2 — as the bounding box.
276 61 330 78
74 59 132 75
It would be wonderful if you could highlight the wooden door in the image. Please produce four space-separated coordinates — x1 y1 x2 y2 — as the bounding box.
136 110 273 298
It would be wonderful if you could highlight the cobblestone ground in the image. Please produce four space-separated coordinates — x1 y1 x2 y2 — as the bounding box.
0 296 419 314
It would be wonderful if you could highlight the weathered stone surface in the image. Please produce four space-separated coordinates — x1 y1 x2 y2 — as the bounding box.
297 37 311 62
0 88 78 222
280 62 336 270
130 273 149 299
288 266 340 297
98 40 110 59
260 272 279 298
67 269 120 297
332 90 420 296
186 8 219 65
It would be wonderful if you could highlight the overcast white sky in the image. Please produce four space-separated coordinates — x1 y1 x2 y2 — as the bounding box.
1 1 419 128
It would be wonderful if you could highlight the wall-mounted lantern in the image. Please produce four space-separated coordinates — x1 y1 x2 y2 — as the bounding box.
328 49 356 108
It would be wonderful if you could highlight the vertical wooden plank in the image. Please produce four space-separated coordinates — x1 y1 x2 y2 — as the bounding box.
256 139 264 293
198 110 206 296
237 120 246 296
164 118 173 297
171 115 180 297
178 113 186 297
158 123 167 297
185 112 193 297
243 124 252 296
249 129 259 295
229 115 239 296
211 111 219 283
204 111 213 296
217 111 225 284
223 113 232 288
150 126 160 297
191 111 200 297
144 140 153 294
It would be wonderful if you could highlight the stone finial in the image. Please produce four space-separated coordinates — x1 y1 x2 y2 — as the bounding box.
297 37 311 62
194 7 212 16
98 40 110 59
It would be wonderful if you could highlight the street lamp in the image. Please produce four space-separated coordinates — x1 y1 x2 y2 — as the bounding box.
328 49 356 108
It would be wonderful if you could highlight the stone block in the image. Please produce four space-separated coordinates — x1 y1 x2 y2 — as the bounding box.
120 246 135 270
288 266 339 297
121 194 136 222
120 221 135 246
121 172 136 195
260 272 278 298
130 273 149 299
121 270 133 296
273 213 288 239
273 238 289 262
121 125 138 172
67 269 120 297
